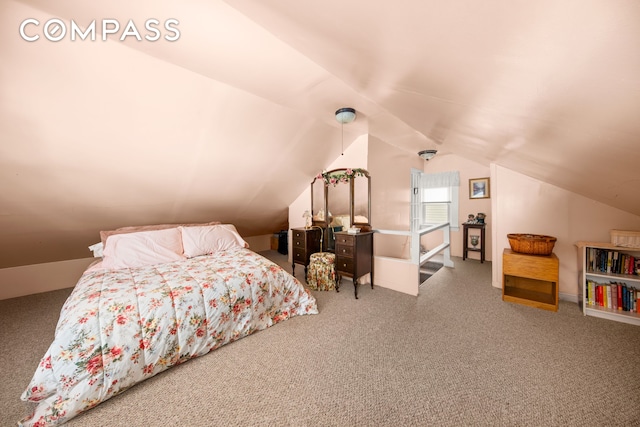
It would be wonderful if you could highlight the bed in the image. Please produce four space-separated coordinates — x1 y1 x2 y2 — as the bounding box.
19 224 318 426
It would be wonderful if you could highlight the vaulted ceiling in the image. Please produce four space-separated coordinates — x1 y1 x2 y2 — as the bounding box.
2 0 639 267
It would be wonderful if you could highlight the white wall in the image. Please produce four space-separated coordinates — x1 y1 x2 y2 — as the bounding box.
491 165 640 300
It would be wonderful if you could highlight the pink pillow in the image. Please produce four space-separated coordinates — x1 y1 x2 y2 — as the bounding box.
101 227 185 270
180 224 249 258
100 221 221 246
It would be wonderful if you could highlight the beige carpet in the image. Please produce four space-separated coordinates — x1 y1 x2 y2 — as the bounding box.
1 251 639 426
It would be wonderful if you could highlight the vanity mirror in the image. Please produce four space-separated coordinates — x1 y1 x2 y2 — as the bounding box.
310 168 371 250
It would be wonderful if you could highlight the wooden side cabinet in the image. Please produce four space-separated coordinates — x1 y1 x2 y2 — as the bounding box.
291 228 322 280
462 223 486 263
502 249 559 311
334 231 374 299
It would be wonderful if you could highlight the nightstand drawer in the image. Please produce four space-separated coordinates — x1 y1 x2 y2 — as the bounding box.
292 237 305 248
293 248 306 262
335 234 355 247
292 230 305 240
336 256 353 273
335 245 354 257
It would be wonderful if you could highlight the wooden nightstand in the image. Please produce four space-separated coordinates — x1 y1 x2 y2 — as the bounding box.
334 231 374 299
291 228 322 280
502 249 559 311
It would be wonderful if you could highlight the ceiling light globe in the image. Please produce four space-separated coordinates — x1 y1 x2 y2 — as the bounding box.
418 149 437 160
335 107 356 124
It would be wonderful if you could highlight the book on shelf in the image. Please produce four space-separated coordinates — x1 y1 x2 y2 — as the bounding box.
586 247 640 276
585 279 638 313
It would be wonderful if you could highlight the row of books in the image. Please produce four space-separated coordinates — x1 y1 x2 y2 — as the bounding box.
586 247 640 276
585 280 639 312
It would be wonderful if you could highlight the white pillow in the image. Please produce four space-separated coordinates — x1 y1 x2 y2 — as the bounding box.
180 224 248 258
88 242 104 258
101 227 185 270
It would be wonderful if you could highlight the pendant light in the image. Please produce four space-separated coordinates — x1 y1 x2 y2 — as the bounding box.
335 107 356 156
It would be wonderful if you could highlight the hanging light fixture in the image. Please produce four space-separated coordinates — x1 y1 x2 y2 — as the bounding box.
335 107 356 156
335 107 356 124
418 149 437 160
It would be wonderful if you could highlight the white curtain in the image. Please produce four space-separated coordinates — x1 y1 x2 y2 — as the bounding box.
420 171 460 189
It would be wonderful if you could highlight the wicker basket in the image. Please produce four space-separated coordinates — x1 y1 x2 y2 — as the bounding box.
610 230 640 248
507 233 557 255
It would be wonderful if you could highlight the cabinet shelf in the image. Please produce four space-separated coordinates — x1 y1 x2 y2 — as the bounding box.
582 305 640 326
503 285 557 307
576 241 640 326
585 271 640 284
462 223 485 263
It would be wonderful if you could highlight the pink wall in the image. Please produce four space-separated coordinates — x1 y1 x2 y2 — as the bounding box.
9 139 640 301
288 136 369 263
0 258 95 300
367 136 423 260
492 165 640 299
0 0 342 268
421 154 492 261
290 144 640 300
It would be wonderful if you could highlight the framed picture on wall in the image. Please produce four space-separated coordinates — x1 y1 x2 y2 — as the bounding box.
469 177 490 199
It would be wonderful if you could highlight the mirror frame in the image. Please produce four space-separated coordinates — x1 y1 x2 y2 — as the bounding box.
350 170 371 230
310 168 371 233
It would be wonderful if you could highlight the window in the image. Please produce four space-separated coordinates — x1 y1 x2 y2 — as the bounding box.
416 171 460 231
423 187 450 224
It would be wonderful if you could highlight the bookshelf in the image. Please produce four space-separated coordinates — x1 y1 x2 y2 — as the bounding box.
502 249 559 311
575 241 640 326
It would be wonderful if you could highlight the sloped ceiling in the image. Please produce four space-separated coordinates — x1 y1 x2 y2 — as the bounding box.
1 0 639 268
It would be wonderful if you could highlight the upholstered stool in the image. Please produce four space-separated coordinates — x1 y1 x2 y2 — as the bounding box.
306 252 337 291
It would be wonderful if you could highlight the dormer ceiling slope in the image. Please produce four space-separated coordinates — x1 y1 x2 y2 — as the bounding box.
1 0 639 267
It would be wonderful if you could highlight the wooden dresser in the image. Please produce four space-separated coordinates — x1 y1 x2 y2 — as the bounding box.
291 228 322 280
334 231 374 299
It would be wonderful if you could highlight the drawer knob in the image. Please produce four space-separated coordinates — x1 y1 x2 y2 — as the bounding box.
342 249 346 253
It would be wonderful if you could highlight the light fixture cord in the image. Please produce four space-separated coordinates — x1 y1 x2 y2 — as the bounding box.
341 121 344 156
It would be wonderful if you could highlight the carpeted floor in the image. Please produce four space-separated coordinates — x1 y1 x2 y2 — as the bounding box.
1 251 639 426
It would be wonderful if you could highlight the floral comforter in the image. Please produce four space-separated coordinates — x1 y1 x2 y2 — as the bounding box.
20 248 318 426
